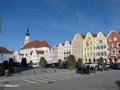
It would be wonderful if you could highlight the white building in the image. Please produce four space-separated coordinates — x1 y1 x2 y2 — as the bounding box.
58 43 65 62
63 41 72 62
20 28 51 64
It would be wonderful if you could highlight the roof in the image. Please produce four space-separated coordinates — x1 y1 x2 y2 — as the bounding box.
81 34 86 39
91 33 97 37
30 50 44 55
21 40 50 49
0 46 11 53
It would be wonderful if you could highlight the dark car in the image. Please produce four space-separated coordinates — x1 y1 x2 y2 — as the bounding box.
110 63 120 70
13 62 21 67
58 63 68 69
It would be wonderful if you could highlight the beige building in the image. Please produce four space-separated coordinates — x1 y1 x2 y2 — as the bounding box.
72 33 86 61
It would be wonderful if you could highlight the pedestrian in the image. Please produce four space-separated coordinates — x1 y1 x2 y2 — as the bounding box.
39 57 47 72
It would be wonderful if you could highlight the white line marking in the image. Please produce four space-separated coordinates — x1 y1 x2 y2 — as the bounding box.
0 79 7 82
32 79 52 83
40 77 57 82
23 79 36 83
47 77 64 80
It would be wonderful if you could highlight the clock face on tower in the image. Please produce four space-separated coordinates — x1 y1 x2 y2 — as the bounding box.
25 36 29 40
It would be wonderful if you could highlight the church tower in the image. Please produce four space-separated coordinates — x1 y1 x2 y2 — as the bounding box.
24 28 30 45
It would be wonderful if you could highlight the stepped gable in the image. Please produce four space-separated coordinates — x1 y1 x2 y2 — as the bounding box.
21 40 50 49
0 46 10 53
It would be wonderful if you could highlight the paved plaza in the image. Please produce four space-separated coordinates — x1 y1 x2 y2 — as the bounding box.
0 67 120 90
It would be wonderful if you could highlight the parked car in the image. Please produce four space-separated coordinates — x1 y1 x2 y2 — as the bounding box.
110 63 120 70
28 63 39 68
13 62 21 67
58 63 68 69
84 62 98 68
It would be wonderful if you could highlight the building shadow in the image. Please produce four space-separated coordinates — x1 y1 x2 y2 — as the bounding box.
115 81 120 90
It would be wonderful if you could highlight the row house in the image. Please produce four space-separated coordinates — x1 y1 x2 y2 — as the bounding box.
53 40 72 63
57 43 64 62
72 33 85 61
107 30 120 63
53 45 58 62
63 41 72 62
95 32 107 62
83 32 97 63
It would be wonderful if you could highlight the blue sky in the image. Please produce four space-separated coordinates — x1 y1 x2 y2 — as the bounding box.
0 0 120 52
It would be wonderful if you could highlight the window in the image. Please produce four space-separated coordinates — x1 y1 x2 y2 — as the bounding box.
117 43 120 47
84 48 86 51
114 37 117 41
112 44 115 47
90 47 92 50
118 50 120 54
99 40 102 43
90 42 92 45
111 50 115 54
108 44 110 48
109 38 112 42
107 51 110 54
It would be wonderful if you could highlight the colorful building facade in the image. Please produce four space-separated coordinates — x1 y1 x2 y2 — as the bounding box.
72 33 85 61
83 32 97 63
107 30 120 63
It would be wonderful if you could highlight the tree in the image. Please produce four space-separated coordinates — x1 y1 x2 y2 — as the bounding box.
39 57 47 68
29 60 33 64
78 58 83 65
58 59 62 64
67 55 76 69
21 58 27 67
9 58 14 72
98 57 104 65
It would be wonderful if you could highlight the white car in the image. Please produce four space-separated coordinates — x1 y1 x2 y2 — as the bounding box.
28 63 39 68
84 62 98 68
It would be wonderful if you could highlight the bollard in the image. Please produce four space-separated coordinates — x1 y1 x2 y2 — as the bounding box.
54 68 56 73
34 69 35 75
5 70 9 77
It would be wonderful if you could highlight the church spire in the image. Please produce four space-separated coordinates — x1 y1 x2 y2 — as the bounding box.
26 28 30 36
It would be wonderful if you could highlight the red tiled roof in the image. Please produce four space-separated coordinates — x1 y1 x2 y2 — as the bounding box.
21 40 50 49
0 46 11 53
91 33 97 37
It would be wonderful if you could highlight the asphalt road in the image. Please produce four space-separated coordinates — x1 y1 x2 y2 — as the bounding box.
0 67 120 90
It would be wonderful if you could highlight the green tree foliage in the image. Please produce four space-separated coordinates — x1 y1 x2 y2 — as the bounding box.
78 58 83 65
29 60 33 64
98 57 104 65
58 59 62 64
67 55 76 69
39 57 47 68
21 58 27 67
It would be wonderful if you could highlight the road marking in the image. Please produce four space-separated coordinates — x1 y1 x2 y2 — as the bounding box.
40 77 57 82
0 79 7 82
56 76 71 79
32 79 53 83
47 77 64 80
23 79 36 84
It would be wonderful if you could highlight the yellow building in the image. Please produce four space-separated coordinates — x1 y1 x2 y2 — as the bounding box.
72 33 86 61
83 32 97 63
95 32 107 62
